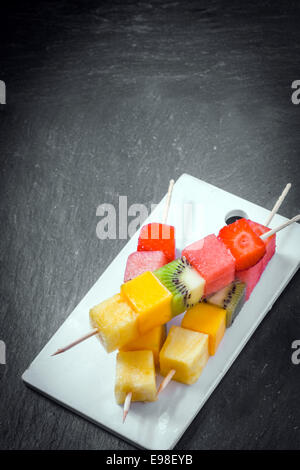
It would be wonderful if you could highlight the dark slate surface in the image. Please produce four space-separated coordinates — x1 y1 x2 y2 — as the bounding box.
0 0 299 450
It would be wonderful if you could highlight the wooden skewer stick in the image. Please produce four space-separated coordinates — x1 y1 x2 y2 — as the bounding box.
264 183 292 227
157 369 176 397
123 392 132 423
162 179 175 225
51 328 98 356
261 214 300 240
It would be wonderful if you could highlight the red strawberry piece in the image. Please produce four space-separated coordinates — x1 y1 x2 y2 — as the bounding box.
218 218 266 271
247 220 276 268
137 223 175 262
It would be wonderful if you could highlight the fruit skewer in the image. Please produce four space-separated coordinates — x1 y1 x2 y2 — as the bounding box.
52 214 299 357
124 186 295 416
54 215 300 355
157 215 299 397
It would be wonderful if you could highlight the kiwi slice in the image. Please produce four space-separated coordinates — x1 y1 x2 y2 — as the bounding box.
207 281 246 327
154 258 205 317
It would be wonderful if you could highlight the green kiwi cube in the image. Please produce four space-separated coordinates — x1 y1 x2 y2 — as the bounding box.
207 281 246 327
154 258 206 317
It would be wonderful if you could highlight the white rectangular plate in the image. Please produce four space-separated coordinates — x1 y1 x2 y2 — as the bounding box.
22 174 300 450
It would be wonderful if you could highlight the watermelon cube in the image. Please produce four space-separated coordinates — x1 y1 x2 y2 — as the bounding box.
137 223 175 262
182 234 235 296
124 251 168 282
236 220 276 300
236 258 264 300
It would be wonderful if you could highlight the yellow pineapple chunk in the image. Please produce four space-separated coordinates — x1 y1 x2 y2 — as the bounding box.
121 271 172 335
159 326 209 385
182 303 226 355
89 294 139 353
115 350 157 404
120 325 166 365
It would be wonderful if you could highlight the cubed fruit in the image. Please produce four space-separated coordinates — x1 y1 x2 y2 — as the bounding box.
124 251 168 283
218 218 266 271
247 220 276 269
236 220 276 300
115 350 157 404
182 234 235 296
120 325 166 365
182 303 226 355
89 294 139 353
159 326 209 385
207 281 246 327
121 271 172 335
137 223 175 262
236 259 264 300
154 258 205 316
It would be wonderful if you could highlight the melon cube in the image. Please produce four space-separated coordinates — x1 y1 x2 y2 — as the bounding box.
159 326 209 385
182 303 226 355
120 325 166 365
89 294 139 352
182 234 235 296
137 223 176 262
124 251 168 283
121 271 172 334
115 350 157 404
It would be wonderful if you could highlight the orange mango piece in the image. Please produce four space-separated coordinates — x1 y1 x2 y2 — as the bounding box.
181 303 226 355
121 271 172 335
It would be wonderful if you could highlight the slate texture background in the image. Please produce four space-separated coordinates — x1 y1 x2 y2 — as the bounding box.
0 0 299 450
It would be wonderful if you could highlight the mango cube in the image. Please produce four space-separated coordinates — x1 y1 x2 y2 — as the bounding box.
89 294 139 353
120 325 166 365
159 326 209 385
115 350 157 404
182 303 226 355
121 271 172 335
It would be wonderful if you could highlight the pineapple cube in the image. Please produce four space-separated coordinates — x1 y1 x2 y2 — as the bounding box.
115 350 157 404
120 325 166 365
182 303 226 355
89 294 139 353
159 326 209 385
121 271 172 335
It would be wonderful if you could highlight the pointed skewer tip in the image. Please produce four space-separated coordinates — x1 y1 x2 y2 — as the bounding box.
123 392 132 423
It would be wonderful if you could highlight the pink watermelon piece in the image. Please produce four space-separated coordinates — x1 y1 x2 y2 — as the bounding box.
124 251 168 282
236 220 276 300
182 234 235 296
236 258 264 300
